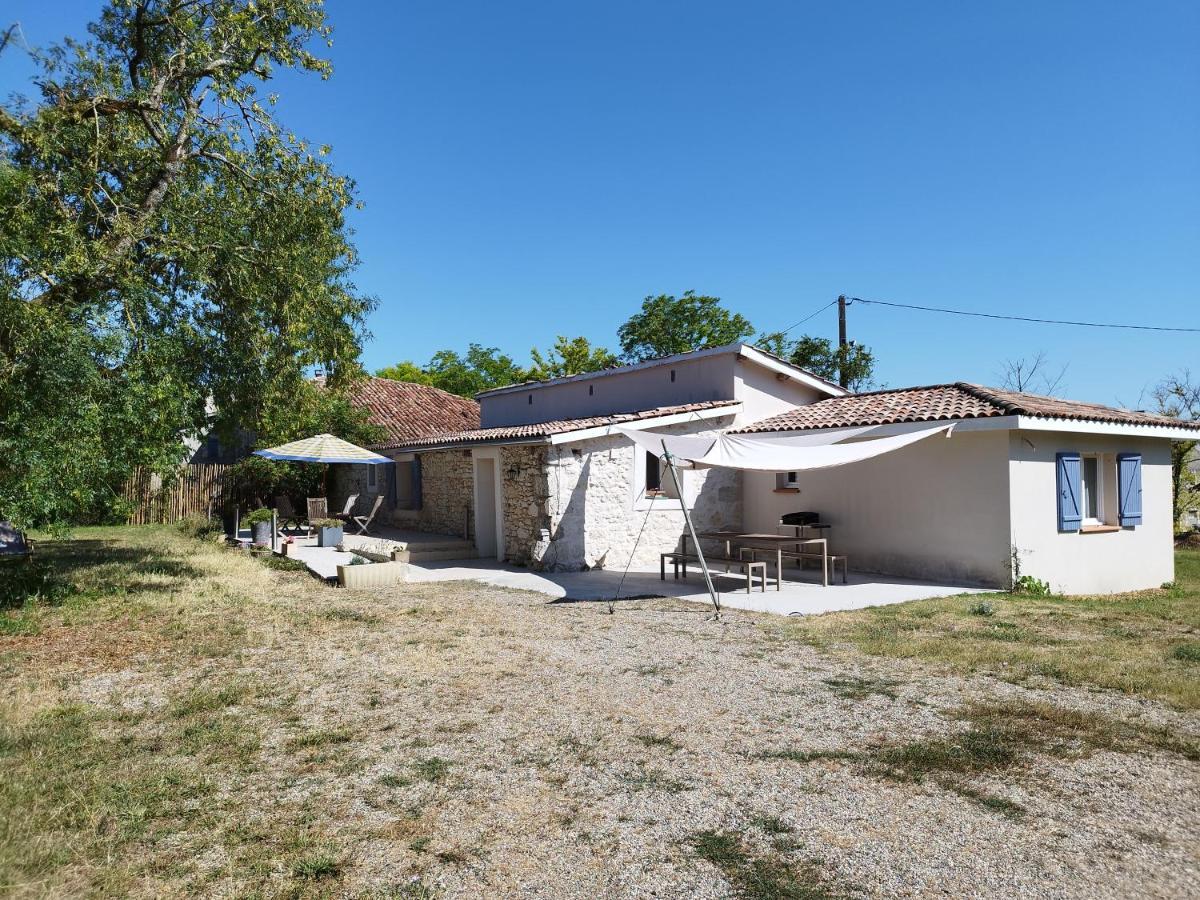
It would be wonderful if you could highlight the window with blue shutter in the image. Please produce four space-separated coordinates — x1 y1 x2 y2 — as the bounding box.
1117 453 1142 527
411 456 423 511
386 461 398 508
1056 452 1082 532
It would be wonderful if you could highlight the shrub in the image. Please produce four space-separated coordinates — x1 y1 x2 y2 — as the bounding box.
241 508 274 526
176 514 223 541
312 518 343 529
1013 575 1051 597
969 600 996 617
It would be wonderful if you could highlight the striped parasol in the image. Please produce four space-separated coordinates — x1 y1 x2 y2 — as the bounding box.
253 433 391 464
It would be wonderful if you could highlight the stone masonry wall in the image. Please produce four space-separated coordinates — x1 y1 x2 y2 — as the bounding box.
535 417 742 571
499 445 550 565
405 449 474 538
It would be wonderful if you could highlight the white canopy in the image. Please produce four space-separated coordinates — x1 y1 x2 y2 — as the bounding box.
614 422 953 472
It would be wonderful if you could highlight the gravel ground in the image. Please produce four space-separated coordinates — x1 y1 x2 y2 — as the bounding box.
63 573 1200 899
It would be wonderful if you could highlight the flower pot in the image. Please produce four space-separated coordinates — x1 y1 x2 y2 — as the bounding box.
222 510 238 536
318 525 343 547
251 521 272 546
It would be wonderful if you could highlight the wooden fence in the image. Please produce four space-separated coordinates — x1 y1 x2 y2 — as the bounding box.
122 463 231 525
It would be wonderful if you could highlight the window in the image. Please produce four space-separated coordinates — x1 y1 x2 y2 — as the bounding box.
775 471 799 491
394 461 414 508
643 452 679 501
1080 454 1101 524
367 465 377 491
205 434 220 460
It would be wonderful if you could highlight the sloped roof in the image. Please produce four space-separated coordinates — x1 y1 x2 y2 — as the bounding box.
736 383 1200 433
318 376 480 446
377 400 741 450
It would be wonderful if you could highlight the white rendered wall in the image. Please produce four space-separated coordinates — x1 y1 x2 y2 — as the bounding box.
541 418 742 571
732 357 827 426
1007 431 1174 594
742 429 1013 587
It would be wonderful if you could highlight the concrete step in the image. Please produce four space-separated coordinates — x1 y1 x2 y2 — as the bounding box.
407 546 479 562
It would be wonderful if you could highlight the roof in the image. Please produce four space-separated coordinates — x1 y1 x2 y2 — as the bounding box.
377 400 741 450
473 343 847 399
735 383 1200 434
317 375 480 446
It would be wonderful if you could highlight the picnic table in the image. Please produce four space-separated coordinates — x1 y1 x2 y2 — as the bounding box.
682 531 830 589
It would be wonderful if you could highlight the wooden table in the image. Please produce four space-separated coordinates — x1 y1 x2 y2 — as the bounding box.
684 531 830 589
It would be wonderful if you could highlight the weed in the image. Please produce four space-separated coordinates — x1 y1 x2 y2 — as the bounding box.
634 733 682 751
380 773 411 788
292 850 341 878
1013 575 1051 597
689 830 848 900
821 675 898 701
1171 642 1200 663
750 815 794 836
287 727 354 750
968 600 995 617
324 606 382 624
412 756 451 783
620 768 691 794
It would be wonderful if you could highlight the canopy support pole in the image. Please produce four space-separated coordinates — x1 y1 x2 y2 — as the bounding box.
663 443 720 619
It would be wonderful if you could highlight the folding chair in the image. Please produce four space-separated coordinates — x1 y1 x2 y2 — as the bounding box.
274 496 303 533
351 496 384 535
332 493 359 523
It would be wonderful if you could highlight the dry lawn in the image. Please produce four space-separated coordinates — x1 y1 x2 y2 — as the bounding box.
1 527 1198 899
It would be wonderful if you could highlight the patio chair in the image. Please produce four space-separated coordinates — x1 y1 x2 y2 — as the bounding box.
306 497 329 535
351 495 384 535
332 493 359 523
274 496 303 533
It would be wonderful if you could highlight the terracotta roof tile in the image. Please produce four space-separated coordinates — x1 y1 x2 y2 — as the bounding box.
318 376 480 445
736 383 1200 433
378 400 741 450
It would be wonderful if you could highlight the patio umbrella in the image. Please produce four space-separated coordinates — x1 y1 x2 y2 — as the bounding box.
253 433 391 464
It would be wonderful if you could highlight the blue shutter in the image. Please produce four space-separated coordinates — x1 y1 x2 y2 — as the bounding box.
1117 453 1143 526
411 456 423 510
1056 452 1082 532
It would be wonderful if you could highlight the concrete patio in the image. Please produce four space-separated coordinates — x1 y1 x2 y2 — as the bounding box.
404 558 985 616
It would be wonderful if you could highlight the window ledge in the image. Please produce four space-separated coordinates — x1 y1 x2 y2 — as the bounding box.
773 487 801 494
1080 524 1120 534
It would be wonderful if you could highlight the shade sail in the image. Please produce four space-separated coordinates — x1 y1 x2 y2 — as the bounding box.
614 423 953 472
253 433 391 464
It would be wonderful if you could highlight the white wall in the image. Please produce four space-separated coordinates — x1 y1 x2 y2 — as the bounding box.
1007 431 1174 594
732 357 827 426
541 417 742 571
742 429 1013 587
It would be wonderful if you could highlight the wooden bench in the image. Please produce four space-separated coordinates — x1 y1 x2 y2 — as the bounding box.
739 547 849 585
660 552 768 593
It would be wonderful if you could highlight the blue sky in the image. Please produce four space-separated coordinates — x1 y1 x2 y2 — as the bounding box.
3 1 1197 405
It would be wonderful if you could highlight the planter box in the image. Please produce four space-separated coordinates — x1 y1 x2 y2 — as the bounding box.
336 559 406 589
251 521 272 546
318 525 344 547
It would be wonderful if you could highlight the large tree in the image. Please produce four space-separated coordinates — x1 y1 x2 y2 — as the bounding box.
528 335 617 380
0 1 373 526
756 331 877 391
617 291 755 362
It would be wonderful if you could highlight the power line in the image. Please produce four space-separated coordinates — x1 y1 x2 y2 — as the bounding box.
775 299 838 336
850 297 1200 333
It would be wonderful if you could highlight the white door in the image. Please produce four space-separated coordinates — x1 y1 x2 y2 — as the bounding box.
473 455 501 559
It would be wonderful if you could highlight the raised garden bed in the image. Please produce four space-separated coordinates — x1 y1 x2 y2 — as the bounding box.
336 547 406 589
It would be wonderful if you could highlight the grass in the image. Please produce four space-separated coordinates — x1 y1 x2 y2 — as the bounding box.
762 698 1199 815
689 829 849 900
821 675 899 701
781 548 1200 710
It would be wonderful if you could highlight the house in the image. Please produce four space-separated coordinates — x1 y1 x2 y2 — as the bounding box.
349 344 1199 595
326 376 479 513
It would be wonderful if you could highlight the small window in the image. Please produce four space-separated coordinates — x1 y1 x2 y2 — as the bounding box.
528 394 533 405
644 452 679 500
367 465 378 490
589 385 594 396
670 369 676 382
775 471 799 490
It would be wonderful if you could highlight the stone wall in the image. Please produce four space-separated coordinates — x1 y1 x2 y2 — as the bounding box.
329 463 389 521
499 445 550 565
536 417 742 571
404 449 474 538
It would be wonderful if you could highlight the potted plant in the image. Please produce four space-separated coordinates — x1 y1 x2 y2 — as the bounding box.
242 508 274 547
314 518 344 548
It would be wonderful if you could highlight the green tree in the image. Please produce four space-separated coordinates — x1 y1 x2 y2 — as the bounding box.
0 1 373 527
424 345 527 397
529 335 618 380
1154 371 1199 530
375 361 433 385
756 332 876 391
617 291 755 362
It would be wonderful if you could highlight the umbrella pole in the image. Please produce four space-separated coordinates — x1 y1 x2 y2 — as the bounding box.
662 443 720 619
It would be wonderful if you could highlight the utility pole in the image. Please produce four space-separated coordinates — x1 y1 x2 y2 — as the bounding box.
837 295 848 388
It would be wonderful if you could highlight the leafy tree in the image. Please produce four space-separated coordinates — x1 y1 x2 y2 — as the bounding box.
0 1 373 527
424 345 527 397
529 335 617 380
375 361 433 385
1153 371 1199 530
756 332 876 391
618 291 755 362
